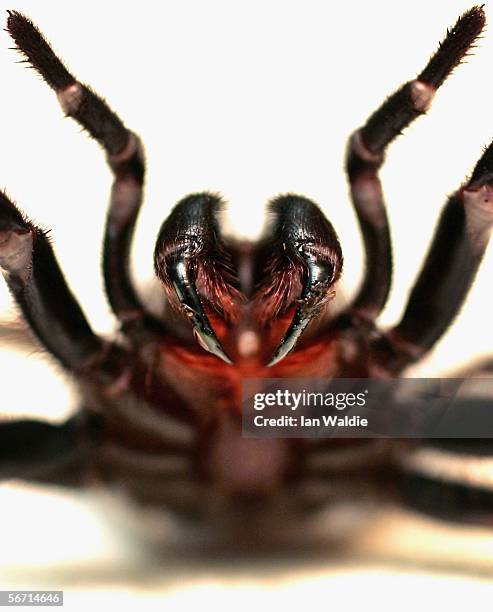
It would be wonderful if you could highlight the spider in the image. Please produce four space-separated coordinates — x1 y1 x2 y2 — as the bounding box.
1 6 493 538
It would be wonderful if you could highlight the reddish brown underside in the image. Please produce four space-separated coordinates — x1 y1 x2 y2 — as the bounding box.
157 307 339 417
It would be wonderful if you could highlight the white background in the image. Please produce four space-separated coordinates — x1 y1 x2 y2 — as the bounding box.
1 0 493 607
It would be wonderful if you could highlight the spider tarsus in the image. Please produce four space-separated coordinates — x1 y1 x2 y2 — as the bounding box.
418 5 486 88
360 7 485 155
6 11 129 156
6 10 75 90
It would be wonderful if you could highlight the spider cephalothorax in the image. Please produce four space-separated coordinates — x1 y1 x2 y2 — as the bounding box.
2 7 493 531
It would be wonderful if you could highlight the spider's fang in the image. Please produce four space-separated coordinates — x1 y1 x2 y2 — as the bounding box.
267 304 310 367
168 259 233 365
268 247 337 367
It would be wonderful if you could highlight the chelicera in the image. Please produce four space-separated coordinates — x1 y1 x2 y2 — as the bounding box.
2 7 493 533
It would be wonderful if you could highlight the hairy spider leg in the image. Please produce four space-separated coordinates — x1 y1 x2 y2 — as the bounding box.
400 433 493 525
0 193 104 370
0 185 199 491
390 354 493 524
2 13 201 486
5 11 164 342
372 136 493 374
0 417 87 485
343 6 485 323
347 7 493 520
0 190 112 483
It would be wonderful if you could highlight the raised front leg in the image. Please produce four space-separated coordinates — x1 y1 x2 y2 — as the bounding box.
371 139 493 375
0 192 104 371
6 11 162 341
344 6 485 322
